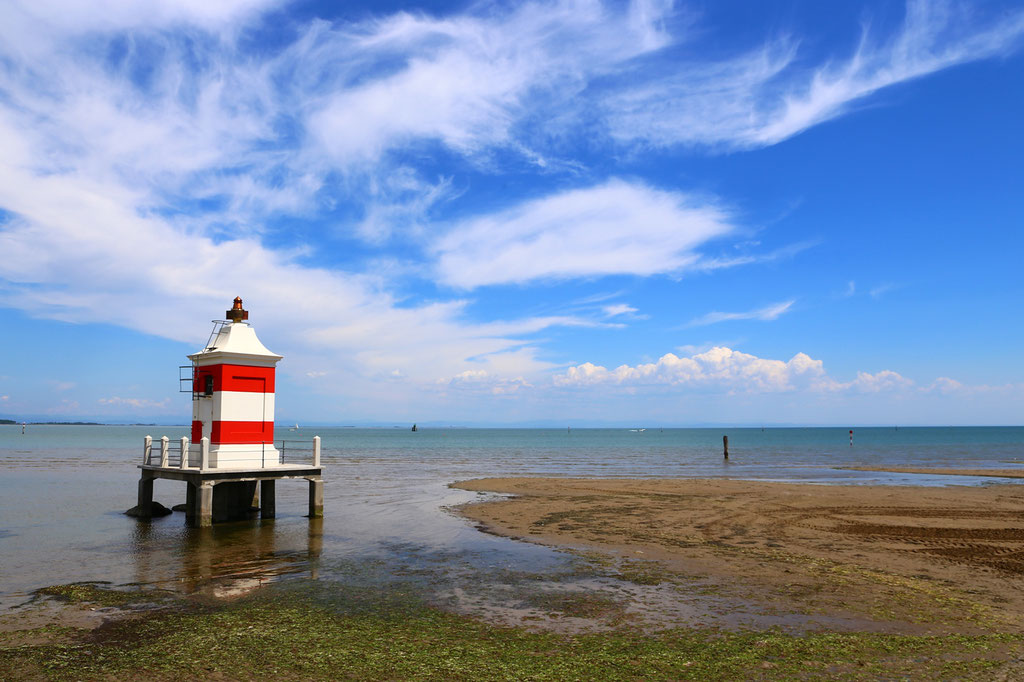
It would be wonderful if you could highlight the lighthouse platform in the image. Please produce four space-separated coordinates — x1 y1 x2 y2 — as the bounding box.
136 435 323 527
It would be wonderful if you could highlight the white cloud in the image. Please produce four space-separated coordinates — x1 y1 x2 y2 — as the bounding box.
445 369 533 396
45 399 80 414
307 0 671 164
1 0 280 50
689 300 795 327
604 0 1024 149
98 396 172 410
603 303 639 318
555 346 826 392
750 1 1024 146
870 283 897 298
356 172 455 244
434 180 733 288
829 370 915 393
554 345 924 397
1 395 9 401
922 377 1024 396
928 377 964 394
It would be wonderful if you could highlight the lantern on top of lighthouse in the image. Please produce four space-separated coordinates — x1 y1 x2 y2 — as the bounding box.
188 297 282 468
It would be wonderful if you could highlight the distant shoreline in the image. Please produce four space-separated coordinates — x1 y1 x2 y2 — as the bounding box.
0 421 187 426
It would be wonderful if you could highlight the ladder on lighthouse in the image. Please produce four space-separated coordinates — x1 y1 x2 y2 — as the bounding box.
179 320 230 400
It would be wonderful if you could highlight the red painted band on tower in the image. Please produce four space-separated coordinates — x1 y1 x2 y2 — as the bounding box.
210 420 275 444
193 364 276 393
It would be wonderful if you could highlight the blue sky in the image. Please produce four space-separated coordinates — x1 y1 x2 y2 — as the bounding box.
0 0 1022 426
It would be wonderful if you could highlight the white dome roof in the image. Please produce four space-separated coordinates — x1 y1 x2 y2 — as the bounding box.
188 322 282 366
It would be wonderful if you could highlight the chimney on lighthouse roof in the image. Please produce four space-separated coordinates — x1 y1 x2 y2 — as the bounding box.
226 296 249 323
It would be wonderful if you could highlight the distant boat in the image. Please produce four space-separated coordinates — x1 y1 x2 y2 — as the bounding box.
629 428 646 432
411 423 418 432
289 423 299 431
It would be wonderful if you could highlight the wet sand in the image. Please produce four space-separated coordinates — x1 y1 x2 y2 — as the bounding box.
454 477 1024 634
844 466 1024 478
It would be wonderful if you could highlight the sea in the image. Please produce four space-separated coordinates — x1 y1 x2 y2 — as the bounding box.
2 425 1023 611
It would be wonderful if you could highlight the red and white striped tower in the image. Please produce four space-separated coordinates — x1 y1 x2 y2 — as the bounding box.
189 297 282 468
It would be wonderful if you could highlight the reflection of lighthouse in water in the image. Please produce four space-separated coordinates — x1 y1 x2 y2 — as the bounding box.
131 517 324 598
190 297 282 468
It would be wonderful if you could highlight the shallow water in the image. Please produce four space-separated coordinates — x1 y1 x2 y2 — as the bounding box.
2 425 1023 617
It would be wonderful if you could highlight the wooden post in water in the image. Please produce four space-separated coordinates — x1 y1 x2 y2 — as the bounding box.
723 434 729 459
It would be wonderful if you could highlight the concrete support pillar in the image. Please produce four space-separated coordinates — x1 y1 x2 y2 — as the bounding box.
200 437 210 470
313 436 321 467
137 476 154 518
185 482 197 527
260 480 276 519
211 481 257 522
179 437 190 469
143 435 152 464
251 482 260 510
308 477 323 518
197 482 214 528
159 436 169 468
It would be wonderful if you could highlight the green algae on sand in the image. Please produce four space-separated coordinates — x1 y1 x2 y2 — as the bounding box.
2 584 1023 681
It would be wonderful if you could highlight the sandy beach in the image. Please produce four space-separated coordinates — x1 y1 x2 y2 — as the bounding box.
454 477 1024 634
844 466 1024 478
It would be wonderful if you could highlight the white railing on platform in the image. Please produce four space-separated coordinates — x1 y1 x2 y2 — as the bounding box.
279 435 320 467
143 435 207 468
142 435 318 468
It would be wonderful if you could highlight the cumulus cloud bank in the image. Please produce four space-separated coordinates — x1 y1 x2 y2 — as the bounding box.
554 346 917 394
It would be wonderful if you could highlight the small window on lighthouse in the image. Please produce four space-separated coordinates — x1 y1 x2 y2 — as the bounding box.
203 374 214 396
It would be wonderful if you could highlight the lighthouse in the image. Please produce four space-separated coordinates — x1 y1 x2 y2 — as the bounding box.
189 297 281 468
134 298 323 527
